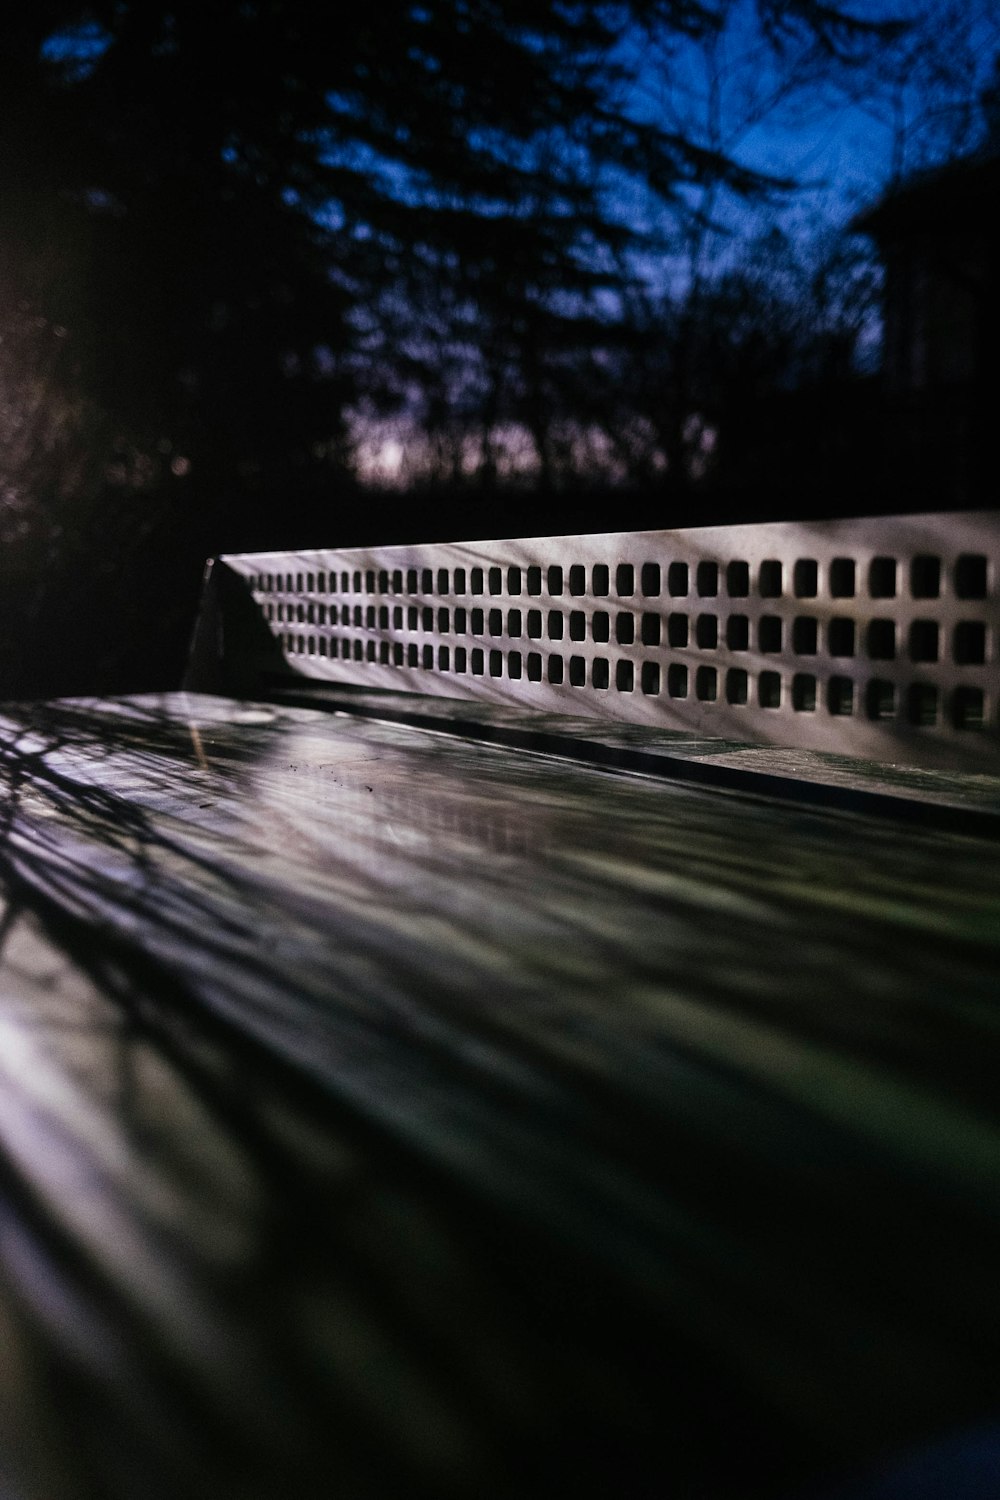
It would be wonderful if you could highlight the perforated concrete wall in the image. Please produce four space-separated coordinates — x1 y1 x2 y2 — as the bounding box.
214 511 1000 764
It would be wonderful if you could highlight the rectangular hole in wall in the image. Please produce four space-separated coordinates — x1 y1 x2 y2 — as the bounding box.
641 661 660 695
727 614 749 651
830 558 856 598
507 608 522 637
527 566 542 595
909 620 939 663
727 561 750 597
407 568 418 593
593 611 611 642
696 666 717 701
953 621 986 665
865 679 895 720
866 620 895 660
592 657 610 689
454 606 467 633
696 614 718 649
668 562 688 597
393 642 404 666
548 565 563 596
759 560 782 598
952 685 984 729
489 649 503 677
829 618 856 657
911 555 940 599
758 670 781 708
759 616 782 653
828 676 854 716
437 568 449 594
488 567 503 595
641 562 661 596
569 564 586 596
569 655 586 686
438 607 450 632
527 609 542 638
617 612 635 645
422 606 434 631
792 674 816 712
471 608 484 634
667 663 687 698
792 617 817 655
471 648 485 675
508 650 522 680
548 611 564 640
617 563 635 597
455 646 467 673
527 652 542 681
641 612 661 646
379 641 390 664
548 654 564 685
726 668 748 704
407 643 418 667
488 608 503 636
438 645 450 671
378 569 389 593
868 557 896 598
616 660 634 692
668 613 688 648
907 682 938 726
422 568 434 593
471 568 484 595
454 568 467 594
955 554 987 599
570 611 586 641
422 644 433 669
507 565 522 595
593 564 610 596
697 561 718 597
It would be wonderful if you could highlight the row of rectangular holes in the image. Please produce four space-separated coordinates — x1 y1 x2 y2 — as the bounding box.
269 602 989 666
278 632 986 730
253 553 990 602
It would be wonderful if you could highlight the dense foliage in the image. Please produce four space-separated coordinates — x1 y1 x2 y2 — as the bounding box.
0 2 990 693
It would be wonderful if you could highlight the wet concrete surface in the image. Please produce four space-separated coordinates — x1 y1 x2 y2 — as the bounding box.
2 691 1000 1499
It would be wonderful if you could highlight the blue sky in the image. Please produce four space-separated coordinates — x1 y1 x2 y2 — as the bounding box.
616 0 1000 279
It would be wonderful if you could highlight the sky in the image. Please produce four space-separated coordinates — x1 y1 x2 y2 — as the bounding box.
619 0 1000 271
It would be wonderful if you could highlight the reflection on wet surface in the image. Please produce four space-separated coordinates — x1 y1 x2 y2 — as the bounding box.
2 691 1000 1499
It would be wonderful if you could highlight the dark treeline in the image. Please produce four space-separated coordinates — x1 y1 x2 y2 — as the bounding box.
1 3 996 696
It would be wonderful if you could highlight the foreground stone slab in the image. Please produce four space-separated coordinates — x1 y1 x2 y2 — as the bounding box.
2 691 1000 1500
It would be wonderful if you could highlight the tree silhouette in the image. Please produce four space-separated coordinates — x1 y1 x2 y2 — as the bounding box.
1 1 901 693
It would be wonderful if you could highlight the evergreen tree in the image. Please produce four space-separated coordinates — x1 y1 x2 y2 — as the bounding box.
1 1 898 691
